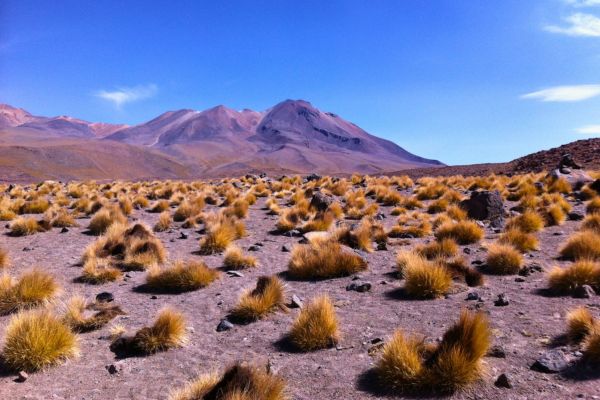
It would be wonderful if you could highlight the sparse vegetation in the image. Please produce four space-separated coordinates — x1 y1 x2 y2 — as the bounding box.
485 243 523 275
230 276 286 322
288 294 339 351
0 269 59 315
145 260 219 293
547 260 600 294
287 239 367 279
560 231 600 261
434 220 484 245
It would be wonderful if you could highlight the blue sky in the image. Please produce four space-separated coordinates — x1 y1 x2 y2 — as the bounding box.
1 0 600 165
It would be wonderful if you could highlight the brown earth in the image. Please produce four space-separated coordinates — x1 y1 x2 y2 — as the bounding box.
0 193 598 399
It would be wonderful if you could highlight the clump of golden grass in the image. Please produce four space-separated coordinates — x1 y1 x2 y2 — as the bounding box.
169 362 286 400
0 247 9 269
560 231 600 260
547 260 600 294
485 243 523 275
149 199 170 213
20 198 51 214
582 214 600 234
145 260 219 293
387 219 432 238
498 228 538 252
335 219 385 253
375 311 490 394
287 294 339 351
50 210 77 227
506 210 544 233
80 257 122 284
223 246 257 270
434 220 484 245
118 196 133 215
587 197 600 215
9 216 44 236
88 206 127 235
133 195 150 209
199 221 238 255
2 309 79 372
62 295 124 332
403 253 452 299
229 276 286 323
287 239 367 280
542 204 567 226
416 238 458 260
0 269 59 315
444 257 484 287
153 211 171 232
301 210 335 232
111 308 187 355
566 307 597 343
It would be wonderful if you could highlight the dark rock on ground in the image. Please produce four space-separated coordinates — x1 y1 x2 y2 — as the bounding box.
96 292 114 303
494 293 510 306
310 192 333 212
495 373 512 389
573 285 596 299
216 319 234 332
460 190 504 223
531 350 569 373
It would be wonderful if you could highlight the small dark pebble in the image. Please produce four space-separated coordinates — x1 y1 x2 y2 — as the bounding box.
96 292 114 303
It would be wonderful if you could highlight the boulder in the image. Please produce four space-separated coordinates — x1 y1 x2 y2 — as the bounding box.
310 192 332 212
460 190 504 222
549 169 593 190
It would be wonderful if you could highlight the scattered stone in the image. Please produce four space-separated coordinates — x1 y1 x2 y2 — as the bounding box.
494 293 510 306
290 294 303 308
106 364 118 375
568 212 585 221
466 292 480 301
573 285 596 299
487 345 507 358
216 319 234 332
549 167 593 190
226 270 244 277
150 295 158 300
515 277 525 282
305 173 321 182
346 282 372 293
459 190 505 225
253 242 264 247
519 263 543 276
531 350 569 373
96 292 114 303
495 373 512 389
472 260 484 266
552 231 564 236
15 371 28 383
281 244 291 252
463 247 471 255
248 245 260 251
375 212 386 220
283 229 302 237
590 179 600 194
179 232 188 239
22 247 33 252
60 227 69 233
376 242 387 251
310 192 333 212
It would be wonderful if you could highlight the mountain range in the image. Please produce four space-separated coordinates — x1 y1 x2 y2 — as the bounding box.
0 100 442 182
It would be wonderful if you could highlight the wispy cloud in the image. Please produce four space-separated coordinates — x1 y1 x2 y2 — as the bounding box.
565 0 600 7
94 84 158 109
521 84 600 102
576 124 600 135
545 13 600 36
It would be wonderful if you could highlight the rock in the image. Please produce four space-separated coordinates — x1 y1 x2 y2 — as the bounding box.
281 244 291 252
549 169 593 190
310 192 333 212
248 245 260 252
15 371 28 382
216 319 234 332
466 292 480 301
226 270 244 277
346 282 372 293
150 295 158 300
106 364 118 375
573 285 596 299
471 260 484 266
534 181 544 191
495 373 512 389
515 277 525 282
376 242 387 251
531 350 569 373
179 232 188 239
96 292 114 303
303 231 332 243
558 153 582 171
283 229 302 237
22 247 33 252
60 227 69 233
460 190 505 224
568 212 585 221
375 212 386 220
519 263 543 276
305 173 322 182
494 293 510 306
290 294 303 308
463 247 471 255
590 179 600 194
487 345 507 358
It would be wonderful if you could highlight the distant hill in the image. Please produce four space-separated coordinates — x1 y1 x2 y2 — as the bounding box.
0 100 443 181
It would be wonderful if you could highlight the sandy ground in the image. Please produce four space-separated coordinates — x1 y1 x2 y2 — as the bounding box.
0 195 599 400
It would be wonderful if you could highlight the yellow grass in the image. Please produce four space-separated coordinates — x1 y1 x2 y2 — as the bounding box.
288 294 339 351
145 260 219 293
560 231 600 261
0 269 59 315
434 220 484 245
287 239 367 280
223 245 257 270
547 260 600 294
485 243 523 275
229 276 286 322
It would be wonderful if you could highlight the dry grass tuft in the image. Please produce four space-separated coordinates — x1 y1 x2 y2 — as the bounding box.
287 239 367 280
375 311 490 394
587 197 600 215
145 260 219 293
9 216 44 236
547 260 600 294
506 210 545 233
0 247 9 269
88 206 127 235
169 362 286 400
582 214 600 234
485 243 523 275
416 238 458 260
583 330 600 363
62 295 124 332
566 307 597 343
498 228 538 253
223 245 257 270
153 211 172 232
403 253 452 299
0 269 59 315
288 294 339 351
560 231 600 261
229 276 286 323
80 257 123 284
434 221 484 245
199 220 238 255
2 310 78 372
111 307 187 355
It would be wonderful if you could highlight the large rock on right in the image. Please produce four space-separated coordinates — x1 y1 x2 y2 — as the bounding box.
460 190 505 226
